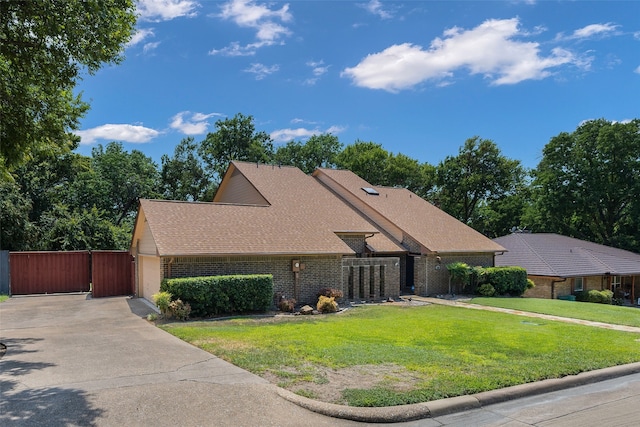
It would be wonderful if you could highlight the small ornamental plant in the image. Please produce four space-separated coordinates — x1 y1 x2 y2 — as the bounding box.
152 291 172 316
169 299 191 321
317 295 338 313
278 297 296 313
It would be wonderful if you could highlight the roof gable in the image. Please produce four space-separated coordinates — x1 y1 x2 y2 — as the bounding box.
313 168 505 254
493 233 640 277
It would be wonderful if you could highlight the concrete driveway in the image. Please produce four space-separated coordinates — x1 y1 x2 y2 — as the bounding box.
3 294 640 426
0 294 357 426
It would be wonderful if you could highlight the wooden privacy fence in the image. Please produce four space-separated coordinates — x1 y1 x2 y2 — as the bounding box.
8 251 133 297
91 251 135 298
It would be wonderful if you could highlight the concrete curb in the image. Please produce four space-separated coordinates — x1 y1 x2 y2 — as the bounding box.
276 362 640 423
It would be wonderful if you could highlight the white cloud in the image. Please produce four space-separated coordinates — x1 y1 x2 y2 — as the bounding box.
76 124 160 145
210 0 292 56
562 23 620 40
128 28 155 47
143 41 161 54
304 60 329 85
170 111 220 135
342 18 583 92
270 125 346 142
358 0 393 20
635 65 640 74
244 63 279 80
137 0 199 22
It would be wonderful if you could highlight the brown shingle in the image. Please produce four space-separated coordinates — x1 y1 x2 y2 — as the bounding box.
139 199 355 256
314 168 505 253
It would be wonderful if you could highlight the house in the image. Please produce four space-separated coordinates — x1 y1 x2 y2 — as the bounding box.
130 161 504 305
493 232 640 303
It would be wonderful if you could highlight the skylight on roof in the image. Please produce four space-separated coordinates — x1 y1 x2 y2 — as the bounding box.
362 187 379 196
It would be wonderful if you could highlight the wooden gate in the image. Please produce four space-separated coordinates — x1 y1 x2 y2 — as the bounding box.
9 251 91 295
8 251 134 297
91 251 134 298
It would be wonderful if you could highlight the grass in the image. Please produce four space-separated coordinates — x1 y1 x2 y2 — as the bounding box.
0 295 8 303
470 297 640 328
161 304 640 407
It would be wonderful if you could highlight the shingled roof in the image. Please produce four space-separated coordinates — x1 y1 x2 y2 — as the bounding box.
136 198 358 256
313 167 505 254
133 161 505 257
493 233 640 277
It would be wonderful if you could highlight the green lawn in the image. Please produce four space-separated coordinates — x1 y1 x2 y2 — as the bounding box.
0 295 8 303
162 304 640 407
470 297 640 328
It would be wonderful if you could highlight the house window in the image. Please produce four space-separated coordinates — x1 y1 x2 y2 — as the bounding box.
361 187 379 196
574 277 584 292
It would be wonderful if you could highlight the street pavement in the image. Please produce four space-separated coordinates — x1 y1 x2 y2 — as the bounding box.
1 294 639 426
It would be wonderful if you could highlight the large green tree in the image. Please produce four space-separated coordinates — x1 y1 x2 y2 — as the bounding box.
274 133 343 174
434 137 525 226
335 140 389 184
0 0 136 176
72 142 160 227
160 138 214 201
529 119 640 252
198 113 274 183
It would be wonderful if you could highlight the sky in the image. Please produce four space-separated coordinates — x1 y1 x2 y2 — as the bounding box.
74 0 640 170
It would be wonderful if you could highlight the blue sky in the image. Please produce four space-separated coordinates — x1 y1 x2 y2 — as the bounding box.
74 0 640 170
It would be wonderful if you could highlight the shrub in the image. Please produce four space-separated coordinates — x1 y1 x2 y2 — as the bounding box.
526 279 535 290
317 295 338 313
278 297 296 313
152 291 172 316
588 289 613 304
575 289 613 304
317 287 344 299
161 274 273 317
169 299 191 321
481 267 528 296
477 283 496 297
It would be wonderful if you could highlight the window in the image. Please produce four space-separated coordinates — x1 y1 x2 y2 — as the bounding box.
574 277 584 292
361 187 379 196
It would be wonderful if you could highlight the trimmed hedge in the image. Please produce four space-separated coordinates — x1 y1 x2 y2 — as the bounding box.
161 274 273 317
575 289 614 304
480 266 529 296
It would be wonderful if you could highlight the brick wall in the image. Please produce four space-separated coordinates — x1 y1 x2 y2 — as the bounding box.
338 235 367 255
162 255 342 305
341 257 400 301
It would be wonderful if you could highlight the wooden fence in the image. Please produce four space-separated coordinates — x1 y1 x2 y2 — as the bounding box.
8 251 133 297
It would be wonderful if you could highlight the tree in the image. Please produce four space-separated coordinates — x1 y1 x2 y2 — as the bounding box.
434 137 525 226
76 142 160 227
198 113 274 183
529 119 640 252
274 134 343 174
335 140 390 184
0 180 35 250
0 0 137 176
384 153 436 199
160 138 214 201
39 204 129 251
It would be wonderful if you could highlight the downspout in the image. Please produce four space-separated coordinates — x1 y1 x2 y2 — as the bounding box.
550 278 567 299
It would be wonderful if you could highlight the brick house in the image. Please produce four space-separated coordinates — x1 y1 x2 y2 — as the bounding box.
131 161 504 305
493 232 640 303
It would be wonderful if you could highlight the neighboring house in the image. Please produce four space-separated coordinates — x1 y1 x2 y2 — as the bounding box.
130 161 504 305
493 233 640 304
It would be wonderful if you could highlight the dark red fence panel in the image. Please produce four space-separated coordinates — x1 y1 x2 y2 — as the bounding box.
9 251 90 295
91 251 134 298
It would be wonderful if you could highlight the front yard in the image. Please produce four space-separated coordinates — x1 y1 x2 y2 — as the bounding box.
161 302 640 407
470 297 640 327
